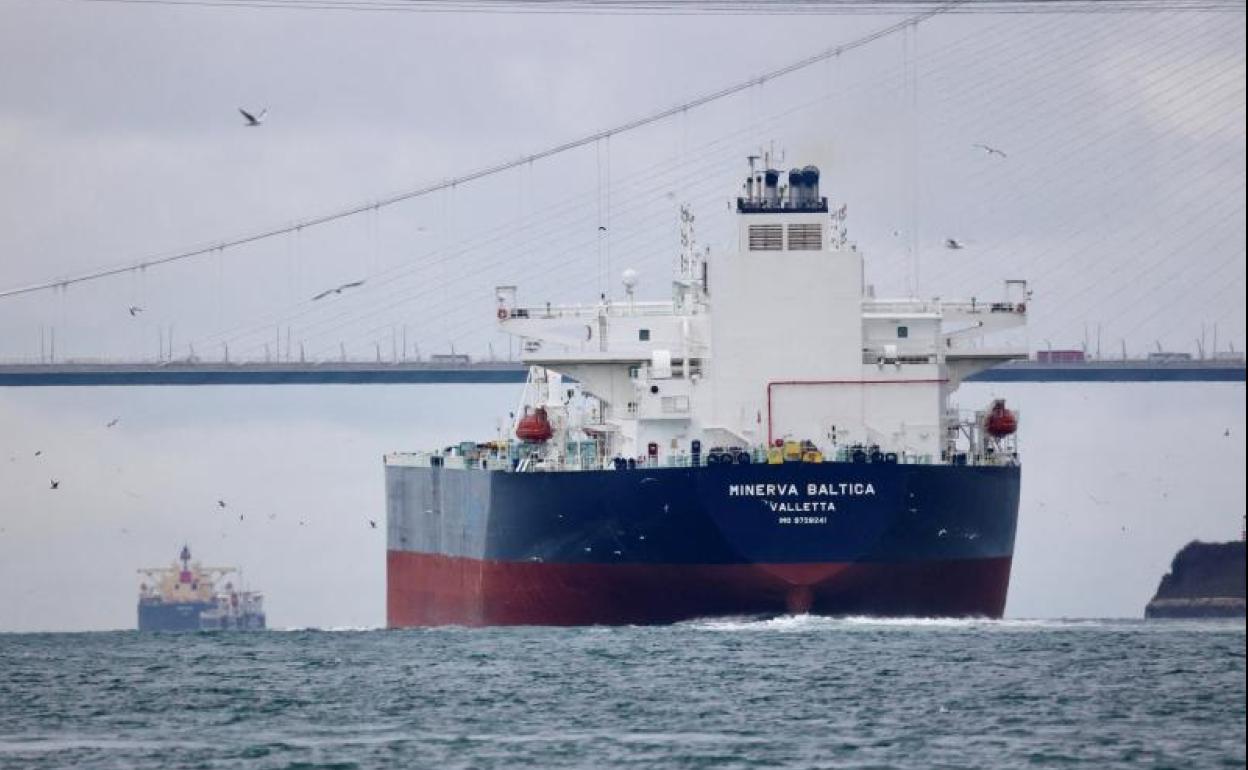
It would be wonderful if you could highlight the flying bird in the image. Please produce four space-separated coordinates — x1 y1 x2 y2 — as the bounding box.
49 479 60 490
239 107 268 127
217 499 227 509
34 450 42 457
106 418 120 428
598 226 607 232
128 305 144 316
973 143 1007 158
944 238 966 250
311 280 366 301
368 520 377 529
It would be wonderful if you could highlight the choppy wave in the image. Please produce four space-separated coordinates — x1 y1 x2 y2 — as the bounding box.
273 625 383 633
682 614 1245 633
0 621 1242 769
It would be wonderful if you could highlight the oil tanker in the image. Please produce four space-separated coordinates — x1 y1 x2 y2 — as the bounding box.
385 156 1029 625
137 545 266 631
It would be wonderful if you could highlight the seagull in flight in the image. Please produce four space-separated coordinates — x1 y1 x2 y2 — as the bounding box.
217 499 227 509
368 520 377 529
49 479 60 490
128 305 144 316
106 418 120 428
239 107 268 127
973 143 1007 159
312 280 366 301
944 238 966 250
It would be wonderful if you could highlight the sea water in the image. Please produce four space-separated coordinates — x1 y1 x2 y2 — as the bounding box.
1 617 1243 769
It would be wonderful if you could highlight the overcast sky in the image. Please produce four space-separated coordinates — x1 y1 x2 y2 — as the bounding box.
0 1 1244 630
0 2 1242 361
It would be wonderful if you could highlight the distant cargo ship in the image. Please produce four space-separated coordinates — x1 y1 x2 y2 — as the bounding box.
385 155 1029 626
137 545 266 631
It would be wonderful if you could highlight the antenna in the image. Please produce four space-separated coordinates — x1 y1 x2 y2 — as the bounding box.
622 268 638 312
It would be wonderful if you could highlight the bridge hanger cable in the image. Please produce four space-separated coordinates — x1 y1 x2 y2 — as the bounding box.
839 8 1241 300
68 0 1248 15
945 54 1245 310
201 35 956 357
0 3 963 302
192 8 1238 356
193 9 1081 354
913 12 1241 294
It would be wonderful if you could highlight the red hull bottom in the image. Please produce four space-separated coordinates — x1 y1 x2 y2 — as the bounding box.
387 551 1013 626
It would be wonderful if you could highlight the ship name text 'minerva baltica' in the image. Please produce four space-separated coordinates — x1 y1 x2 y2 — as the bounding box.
727 483 877 497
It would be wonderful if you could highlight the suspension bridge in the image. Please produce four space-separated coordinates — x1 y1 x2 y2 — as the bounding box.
0 0 1243 388
0 359 1241 386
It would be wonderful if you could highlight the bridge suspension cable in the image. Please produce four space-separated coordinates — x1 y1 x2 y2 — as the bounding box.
70 0 1248 15
0 2 962 302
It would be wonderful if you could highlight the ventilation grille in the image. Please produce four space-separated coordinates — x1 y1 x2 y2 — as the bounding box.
787 223 823 250
748 224 783 251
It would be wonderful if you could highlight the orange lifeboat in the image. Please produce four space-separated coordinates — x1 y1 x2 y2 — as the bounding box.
516 407 553 443
984 399 1018 438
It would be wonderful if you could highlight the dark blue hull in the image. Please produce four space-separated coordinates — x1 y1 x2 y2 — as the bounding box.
387 461 1020 625
137 601 214 632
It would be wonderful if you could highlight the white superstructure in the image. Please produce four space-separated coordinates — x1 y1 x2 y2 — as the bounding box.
488 157 1028 472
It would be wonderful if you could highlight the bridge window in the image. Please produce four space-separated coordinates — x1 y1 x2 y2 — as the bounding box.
897 326 909 339
661 396 690 413
638 329 651 341
787 223 822 250
748 224 783 251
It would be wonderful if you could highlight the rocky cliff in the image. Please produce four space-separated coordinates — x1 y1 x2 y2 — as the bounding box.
1145 540 1246 619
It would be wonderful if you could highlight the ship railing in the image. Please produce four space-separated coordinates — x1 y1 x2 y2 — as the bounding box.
526 449 960 471
388 444 1016 472
862 350 936 365
864 299 1024 316
504 301 676 321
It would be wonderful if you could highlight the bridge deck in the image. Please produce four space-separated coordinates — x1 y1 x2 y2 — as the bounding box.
0 360 1242 386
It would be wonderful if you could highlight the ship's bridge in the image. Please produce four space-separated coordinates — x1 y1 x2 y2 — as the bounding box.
479 156 1028 471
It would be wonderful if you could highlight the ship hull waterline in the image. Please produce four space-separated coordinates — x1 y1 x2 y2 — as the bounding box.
386 461 1021 627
